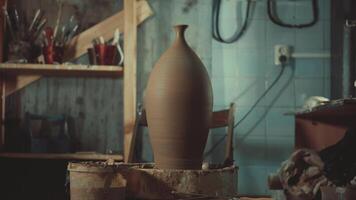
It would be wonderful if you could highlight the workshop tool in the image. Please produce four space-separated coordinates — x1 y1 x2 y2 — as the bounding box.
2 6 16 40
113 28 124 65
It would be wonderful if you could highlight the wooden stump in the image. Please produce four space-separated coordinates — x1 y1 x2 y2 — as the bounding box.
68 162 127 200
120 163 238 199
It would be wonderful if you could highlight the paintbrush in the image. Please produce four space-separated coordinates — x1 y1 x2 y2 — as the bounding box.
59 25 66 46
92 38 99 46
44 27 54 45
29 9 41 32
68 15 76 27
29 12 46 42
53 1 63 40
99 36 105 45
13 8 20 30
65 24 78 44
2 7 16 40
13 8 22 39
33 12 45 31
32 18 47 41
42 31 49 46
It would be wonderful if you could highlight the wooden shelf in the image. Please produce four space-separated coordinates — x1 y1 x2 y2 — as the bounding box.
0 63 123 77
295 98 356 119
0 152 123 161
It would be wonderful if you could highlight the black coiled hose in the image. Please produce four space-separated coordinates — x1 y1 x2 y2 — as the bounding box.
212 0 252 43
267 0 319 28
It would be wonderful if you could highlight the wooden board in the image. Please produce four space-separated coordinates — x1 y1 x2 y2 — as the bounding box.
0 152 123 161
0 0 7 149
0 63 123 77
64 0 152 61
123 0 137 163
5 75 41 96
295 118 347 151
295 99 356 120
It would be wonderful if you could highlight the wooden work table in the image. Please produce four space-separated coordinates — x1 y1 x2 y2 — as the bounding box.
294 98 356 151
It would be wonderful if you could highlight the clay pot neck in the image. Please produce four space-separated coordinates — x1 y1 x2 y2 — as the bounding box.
174 25 188 43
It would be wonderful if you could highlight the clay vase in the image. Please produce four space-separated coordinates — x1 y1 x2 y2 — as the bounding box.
144 25 213 169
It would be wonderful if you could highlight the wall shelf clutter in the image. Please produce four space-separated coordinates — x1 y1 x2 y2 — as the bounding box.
0 0 153 161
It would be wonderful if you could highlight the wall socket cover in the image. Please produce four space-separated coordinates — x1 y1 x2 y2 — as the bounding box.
274 45 292 65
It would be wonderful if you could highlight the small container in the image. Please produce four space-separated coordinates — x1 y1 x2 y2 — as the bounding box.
8 40 41 62
87 48 97 65
43 44 64 64
104 45 118 65
94 44 118 65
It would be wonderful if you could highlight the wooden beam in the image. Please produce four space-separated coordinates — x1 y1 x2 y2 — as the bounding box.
5 75 41 96
64 0 152 61
0 74 4 148
4 0 153 96
0 0 6 62
224 103 235 166
0 0 7 149
0 152 123 161
0 63 123 77
124 0 137 163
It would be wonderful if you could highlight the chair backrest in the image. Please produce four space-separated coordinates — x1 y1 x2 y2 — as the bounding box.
128 103 236 165
138 104 235 128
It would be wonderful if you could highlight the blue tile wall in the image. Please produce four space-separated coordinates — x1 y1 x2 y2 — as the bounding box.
294 59 325 78
295 21 324 51
209 0 331 195
238 166 269 196
235 107 267 138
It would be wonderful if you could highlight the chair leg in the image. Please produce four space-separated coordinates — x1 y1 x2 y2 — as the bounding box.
224 103 235 166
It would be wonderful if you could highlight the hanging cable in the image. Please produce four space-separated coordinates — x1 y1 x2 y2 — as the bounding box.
267 0 319 28
212 0 252 43
204 65 287 158
233 64 285 129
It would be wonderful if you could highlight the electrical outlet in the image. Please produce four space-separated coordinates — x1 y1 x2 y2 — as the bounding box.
274 45 291 66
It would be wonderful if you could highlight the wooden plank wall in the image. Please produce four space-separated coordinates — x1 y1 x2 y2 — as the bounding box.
6 0 212 155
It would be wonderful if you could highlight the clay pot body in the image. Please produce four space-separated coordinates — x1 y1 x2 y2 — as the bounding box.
145 25 213 169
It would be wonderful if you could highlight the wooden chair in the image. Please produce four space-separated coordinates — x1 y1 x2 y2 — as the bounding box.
128 103 236 166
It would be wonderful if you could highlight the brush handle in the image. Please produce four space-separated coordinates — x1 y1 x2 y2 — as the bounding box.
2 7 16 40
